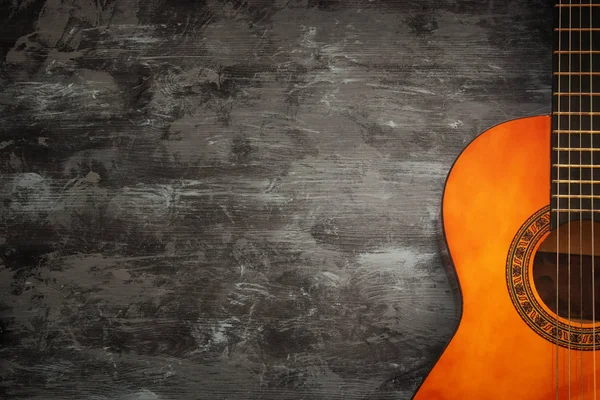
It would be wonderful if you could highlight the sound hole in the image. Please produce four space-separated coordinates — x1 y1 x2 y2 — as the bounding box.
533 220 600 322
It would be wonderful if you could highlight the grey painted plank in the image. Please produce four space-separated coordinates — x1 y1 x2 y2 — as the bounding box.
0 0 553 399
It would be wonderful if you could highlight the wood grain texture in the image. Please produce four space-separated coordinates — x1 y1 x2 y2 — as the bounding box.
0 1 553 399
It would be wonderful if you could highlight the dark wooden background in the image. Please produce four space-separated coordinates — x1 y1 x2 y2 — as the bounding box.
0 0 553 399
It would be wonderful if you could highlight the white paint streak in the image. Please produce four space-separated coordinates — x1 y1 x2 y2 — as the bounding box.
357 247 436 276
449 119 463 129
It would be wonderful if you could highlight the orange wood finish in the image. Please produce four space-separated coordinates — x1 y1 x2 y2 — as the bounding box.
414 115 600 399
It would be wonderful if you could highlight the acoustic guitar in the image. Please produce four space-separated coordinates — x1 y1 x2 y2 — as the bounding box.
413 1 600 399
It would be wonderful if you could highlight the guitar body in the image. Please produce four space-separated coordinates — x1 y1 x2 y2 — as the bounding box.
414 115 600 399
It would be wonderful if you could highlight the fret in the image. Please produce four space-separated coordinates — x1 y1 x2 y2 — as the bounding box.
554 112 600 115
553 147 600 151
553 194 600 198
554 92 600 96
554 72 600 75
555 28 600 31
555 51 600 54
554 130 600 133
551 209 600 213
555 4 600 7
552 180 600 185
553 164 600 167
553 179 600 183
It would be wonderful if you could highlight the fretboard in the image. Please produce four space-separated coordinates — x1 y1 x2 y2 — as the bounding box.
551 1 600 228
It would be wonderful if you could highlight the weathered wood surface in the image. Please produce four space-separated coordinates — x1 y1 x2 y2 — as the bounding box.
0 1 552 399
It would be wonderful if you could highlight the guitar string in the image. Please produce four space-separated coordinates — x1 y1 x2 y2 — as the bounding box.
557 1 563 398
589 0 596 400
579 1 583 397
568 0 572 396
592 0 597 396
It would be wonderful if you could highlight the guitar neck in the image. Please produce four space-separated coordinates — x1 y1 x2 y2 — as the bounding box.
551 1 600 228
